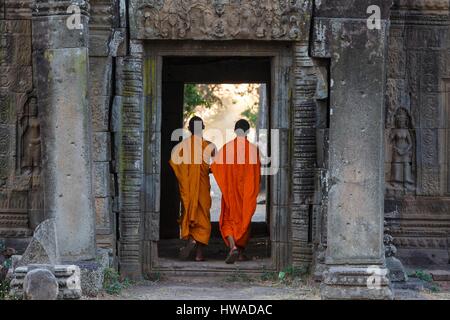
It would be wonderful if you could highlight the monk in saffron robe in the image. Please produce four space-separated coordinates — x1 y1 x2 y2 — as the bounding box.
169 117 216 261
211 119 261 264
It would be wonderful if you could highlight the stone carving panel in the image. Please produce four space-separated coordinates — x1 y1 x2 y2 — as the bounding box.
387 108 416 196
130 0 312 41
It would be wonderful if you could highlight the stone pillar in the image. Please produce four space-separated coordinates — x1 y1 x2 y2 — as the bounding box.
113 41 144 280
312 1 393 299
32 0 96 262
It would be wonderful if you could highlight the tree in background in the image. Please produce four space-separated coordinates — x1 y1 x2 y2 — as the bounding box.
183 84 223 121
241 101 259 128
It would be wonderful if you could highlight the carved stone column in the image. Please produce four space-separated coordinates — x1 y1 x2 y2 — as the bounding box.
113 40 144 280
32 0 96 261
312 1 393 299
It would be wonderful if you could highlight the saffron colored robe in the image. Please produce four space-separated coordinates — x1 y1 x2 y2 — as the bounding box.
169 135 215 245
211 137 261 248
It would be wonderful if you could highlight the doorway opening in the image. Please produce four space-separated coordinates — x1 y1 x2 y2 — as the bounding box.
158 56 272 268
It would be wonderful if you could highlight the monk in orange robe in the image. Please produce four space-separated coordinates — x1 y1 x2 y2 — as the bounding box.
169 117 216 261
211 119 261 264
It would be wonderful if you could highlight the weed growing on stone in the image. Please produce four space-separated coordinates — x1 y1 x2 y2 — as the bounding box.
103 268 132 295
0 279 10 300
413 270 433 282
278 265 309 284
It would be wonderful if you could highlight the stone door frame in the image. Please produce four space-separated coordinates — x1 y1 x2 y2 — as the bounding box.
140 41 298 275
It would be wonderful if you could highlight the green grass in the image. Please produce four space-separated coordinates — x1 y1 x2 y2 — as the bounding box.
260 265 309 284
278 265 309 284
103 268 132 295
411 270 442 293
0 279 10 300
413 270 433 283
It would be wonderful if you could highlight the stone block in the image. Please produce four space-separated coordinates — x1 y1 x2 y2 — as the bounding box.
94 162 111 198
321 266 393 300
18 219 59 267
11 34 32 66
89 29 113 57
430 270 450 282
386 256 408 282
32 15 89 50
91 95 110 132
23 268 59 300
10 264 82 300
0 0 4 19
75 249 111 297
95 196 112 232
0 66 33 93
89 56 113 97
109 28 127 57
315 0 391 19
93 132 111 161
144 174 160 213
5 0 32 19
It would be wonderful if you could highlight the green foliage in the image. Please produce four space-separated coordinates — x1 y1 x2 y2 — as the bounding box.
260 269 277 282
103 268 132 295
414 270 433 283
241 102 259 128
183 84 222 121
429 284 441 293
278 265 309 284
260 265 309 284
0 279 10 300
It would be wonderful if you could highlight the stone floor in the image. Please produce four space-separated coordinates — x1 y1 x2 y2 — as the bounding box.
89 275 450 300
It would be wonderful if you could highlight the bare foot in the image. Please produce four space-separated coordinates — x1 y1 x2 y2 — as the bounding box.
195 245 206 262
225 246 239 264
179 239 197 260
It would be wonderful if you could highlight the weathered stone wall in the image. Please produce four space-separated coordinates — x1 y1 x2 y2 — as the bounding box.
1 0 448 285
0 0 119 255
385 0 450 265
89 0 123 253
0 0 38 246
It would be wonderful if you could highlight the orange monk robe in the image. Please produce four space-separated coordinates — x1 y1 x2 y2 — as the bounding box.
169 135 215 246
211 137 261 248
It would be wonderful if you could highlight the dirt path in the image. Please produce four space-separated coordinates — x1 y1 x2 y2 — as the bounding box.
89 276 449 300
92 276 321 300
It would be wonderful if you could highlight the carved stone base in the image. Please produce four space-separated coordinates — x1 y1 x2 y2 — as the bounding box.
320 266 393 300
10 264 82 300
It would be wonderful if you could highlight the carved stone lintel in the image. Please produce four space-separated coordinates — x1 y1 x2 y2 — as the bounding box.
130 0 313 41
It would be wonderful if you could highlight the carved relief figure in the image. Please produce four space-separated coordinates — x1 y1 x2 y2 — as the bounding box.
141 5 162 37
389 107 415 193
19 96 41 181
135 0 308 40
233 5 257 38
212 0 228 16
189 5 213 37
159 0 190 38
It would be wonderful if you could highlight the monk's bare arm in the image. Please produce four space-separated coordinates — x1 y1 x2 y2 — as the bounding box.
207 141 217 174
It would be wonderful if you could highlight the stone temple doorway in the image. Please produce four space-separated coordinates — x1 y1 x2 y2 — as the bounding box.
143 42 293 275
159 56 271 266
